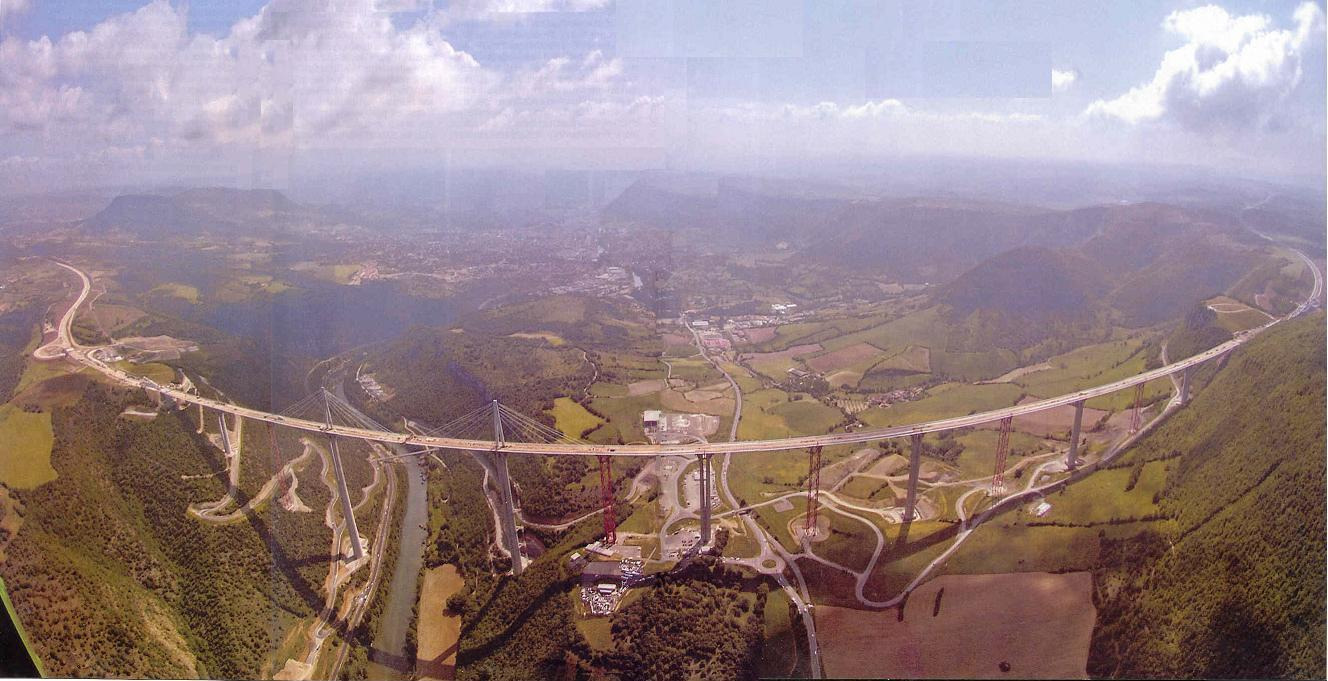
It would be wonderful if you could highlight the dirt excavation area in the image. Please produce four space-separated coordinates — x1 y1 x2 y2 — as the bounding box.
817 572 1096 679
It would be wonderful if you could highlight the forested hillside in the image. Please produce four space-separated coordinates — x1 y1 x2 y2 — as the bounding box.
0 384 331 678
1166 304 1231 361
370 327 592 424
1089 312 1325 679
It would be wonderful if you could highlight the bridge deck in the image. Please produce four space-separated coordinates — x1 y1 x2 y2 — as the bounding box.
47 258 1317 458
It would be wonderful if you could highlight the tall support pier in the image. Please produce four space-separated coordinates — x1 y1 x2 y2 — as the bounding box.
1180 366 1192 405
902 434 923 521
990 416 1013 496
1066 400 1085 469
698 453 713 545
322 392 365 562
598 455 617 545
490 400 524 575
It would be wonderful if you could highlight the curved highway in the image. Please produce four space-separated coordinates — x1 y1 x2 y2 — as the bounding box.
40 257 1320 458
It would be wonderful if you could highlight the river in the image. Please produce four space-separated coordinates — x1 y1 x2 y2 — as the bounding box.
366 450 429 679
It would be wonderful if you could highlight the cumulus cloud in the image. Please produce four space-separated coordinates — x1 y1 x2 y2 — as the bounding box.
1086 2 1325 130
0 0 636 153
1052 68 1079 92
0 0 665 189
0 0 502 147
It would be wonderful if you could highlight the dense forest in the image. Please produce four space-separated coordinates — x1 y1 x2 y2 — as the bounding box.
371 328 591 425
599 558 765 680
1089 312 1325 679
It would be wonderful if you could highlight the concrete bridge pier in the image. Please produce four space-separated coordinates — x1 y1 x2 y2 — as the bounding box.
1180 366 1192 405
902 434 923 521
490 451 524 576
1066 400 1085 469
490 401 524 576
197 401 205 433
323 397 365 562
698 453 713 546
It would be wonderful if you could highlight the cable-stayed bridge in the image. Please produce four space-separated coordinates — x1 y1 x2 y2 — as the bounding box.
36 256 1324 576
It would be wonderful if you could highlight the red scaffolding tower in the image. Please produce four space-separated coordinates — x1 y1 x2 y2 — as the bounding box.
1129 383 1146 433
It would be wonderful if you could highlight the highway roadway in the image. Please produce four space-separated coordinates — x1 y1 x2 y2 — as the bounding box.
40 257 1319 459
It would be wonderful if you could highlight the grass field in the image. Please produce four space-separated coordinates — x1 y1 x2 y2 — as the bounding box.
508 331 566 346
838 475 896 503
1013 337 1171 411
875 344 932 373
664 357 723 384
574 603 615 651
804 342 885 373
616 499 661 535
817 572 1096 679
768 399 842 434
944 523 1101 575
811 507 879 573
588 392 662 444
821 307 945 353
720 362 764 393
146 282 200 303
953 430 1047 479
718 519 761 559
546 397 604 439
0 403 56 488
84 303 146 335
930 348 1017 381
1204 296 1275 333
1036 459 1168 523
13 359 75 397
858 382 1023 428
114 361 177 385
588 382 628 398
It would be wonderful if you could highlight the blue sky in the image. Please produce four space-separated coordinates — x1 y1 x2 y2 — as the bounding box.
0 0 1323 193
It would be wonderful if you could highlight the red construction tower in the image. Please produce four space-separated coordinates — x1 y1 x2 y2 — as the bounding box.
1129 383 1146 433
990 416 1014 496
805 446 823 537
598 455 617 545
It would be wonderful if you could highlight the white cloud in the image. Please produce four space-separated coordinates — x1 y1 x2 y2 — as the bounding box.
513 50 624 96
0 0 502 148
1051 68 1079 92
1086 2 1324 130
440 0 611 23
0 0 668 189
0 0 31 24
776 99 1040 125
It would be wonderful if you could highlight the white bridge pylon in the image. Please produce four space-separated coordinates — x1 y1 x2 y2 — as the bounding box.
266 391 591 575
